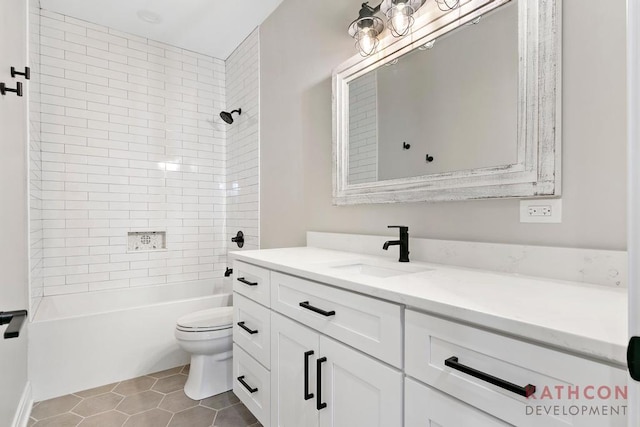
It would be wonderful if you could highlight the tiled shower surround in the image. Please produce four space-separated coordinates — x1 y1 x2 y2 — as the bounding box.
29 0 44 311
226 30 260 251
29 9 259 298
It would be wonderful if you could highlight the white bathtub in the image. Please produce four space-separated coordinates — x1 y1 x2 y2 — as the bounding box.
29 279 232 401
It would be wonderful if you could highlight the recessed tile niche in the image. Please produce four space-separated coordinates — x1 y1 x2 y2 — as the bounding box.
127 231 167 252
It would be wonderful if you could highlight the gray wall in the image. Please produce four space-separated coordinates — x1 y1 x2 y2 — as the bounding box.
260 0 627 251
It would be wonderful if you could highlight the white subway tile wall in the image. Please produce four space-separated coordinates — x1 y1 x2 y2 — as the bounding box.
348 71 378 184
226 30 260 251
30 0 44 312
35 10 230 296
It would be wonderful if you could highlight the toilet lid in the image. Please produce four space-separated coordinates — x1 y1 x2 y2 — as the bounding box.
176 306 233 331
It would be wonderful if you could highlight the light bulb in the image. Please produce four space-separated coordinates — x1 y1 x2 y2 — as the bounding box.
387 2 415 37
350 15 383 57
357 27 379 56
392 11 410 35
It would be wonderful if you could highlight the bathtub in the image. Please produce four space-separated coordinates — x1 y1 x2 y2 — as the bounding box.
29 279 231 401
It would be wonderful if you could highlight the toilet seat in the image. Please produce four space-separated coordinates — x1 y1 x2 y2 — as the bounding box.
176 306 233 332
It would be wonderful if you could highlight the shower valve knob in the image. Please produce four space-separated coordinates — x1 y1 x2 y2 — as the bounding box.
231 231 245 248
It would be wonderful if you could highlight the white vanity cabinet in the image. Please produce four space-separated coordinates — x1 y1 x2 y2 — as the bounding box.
233 260 404 427
271 312 403 427
405 378 510 426
405 310 628 427
233 254 627 427
232 261 272 426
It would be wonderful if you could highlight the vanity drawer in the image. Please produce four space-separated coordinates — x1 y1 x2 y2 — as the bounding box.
270 271 402 368
233 293 271 368
233 344 270 427
233 260 271 307
405 378 509 427
405 310 627 427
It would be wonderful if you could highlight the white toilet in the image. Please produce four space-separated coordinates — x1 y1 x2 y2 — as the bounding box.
175 306 234 400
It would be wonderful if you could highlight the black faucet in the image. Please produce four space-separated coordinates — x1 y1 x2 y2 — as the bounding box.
383 226 410 262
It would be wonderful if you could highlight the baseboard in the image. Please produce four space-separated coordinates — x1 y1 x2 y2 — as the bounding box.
12 382 32 427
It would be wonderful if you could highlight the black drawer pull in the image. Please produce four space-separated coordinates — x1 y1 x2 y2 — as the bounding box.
237 321 258 335
317 357 327 410
300 301 335 317
237 375 258 393
237 277 258 286
304 350 314 400
445 356 536 398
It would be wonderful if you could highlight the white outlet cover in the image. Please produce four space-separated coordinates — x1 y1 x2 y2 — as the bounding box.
520 199 562 223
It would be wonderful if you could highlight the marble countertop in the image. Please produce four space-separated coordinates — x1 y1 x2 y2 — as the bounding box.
230 246 628 366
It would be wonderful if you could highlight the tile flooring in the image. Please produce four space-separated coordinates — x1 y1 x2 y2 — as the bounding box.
29 366 262 427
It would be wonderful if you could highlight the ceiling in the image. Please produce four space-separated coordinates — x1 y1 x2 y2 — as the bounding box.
39 0 284 59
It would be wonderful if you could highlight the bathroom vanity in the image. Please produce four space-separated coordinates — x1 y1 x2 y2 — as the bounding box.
230 239 627 427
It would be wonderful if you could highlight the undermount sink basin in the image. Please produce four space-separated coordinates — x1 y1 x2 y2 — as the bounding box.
330 262 431 278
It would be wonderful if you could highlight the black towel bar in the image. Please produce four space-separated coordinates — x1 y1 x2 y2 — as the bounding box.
0 310 28 339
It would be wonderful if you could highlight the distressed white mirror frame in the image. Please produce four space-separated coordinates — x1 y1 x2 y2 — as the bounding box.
332 0 561 205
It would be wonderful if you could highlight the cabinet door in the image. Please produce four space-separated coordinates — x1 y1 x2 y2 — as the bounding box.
318 336 402 427
405 378 510 427
271 313 320 427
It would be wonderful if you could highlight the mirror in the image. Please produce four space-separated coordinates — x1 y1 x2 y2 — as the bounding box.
333 0 561 205
348 1 518 184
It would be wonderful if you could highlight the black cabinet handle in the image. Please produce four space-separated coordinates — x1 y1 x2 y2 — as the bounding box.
237 321 258 335
237 375 258 393
300 301 335 317
237 277 258 286
0 310 27 339
304 351 314 400
316 357 327 410
445 356 536 398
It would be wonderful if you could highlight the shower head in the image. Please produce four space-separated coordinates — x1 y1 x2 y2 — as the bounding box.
220 108 242 124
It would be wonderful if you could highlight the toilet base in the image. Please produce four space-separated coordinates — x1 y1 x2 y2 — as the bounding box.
184 350 233 400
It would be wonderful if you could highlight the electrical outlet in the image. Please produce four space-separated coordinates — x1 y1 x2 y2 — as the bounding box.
528 205 552 217
520 199 562 223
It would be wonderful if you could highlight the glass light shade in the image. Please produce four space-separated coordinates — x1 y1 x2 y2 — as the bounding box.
353 17 383 57
386 2 415 37
435 0 460 11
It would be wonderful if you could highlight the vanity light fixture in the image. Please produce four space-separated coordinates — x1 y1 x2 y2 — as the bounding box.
435 0 460 11
465 15 483 26
348 3 385 57
384 0 425 37
349 0 459 56
418 39 436 50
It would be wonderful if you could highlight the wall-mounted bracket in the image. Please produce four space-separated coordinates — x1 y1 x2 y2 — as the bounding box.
11 66 30 80
0 82 23 97
0 310 28 339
